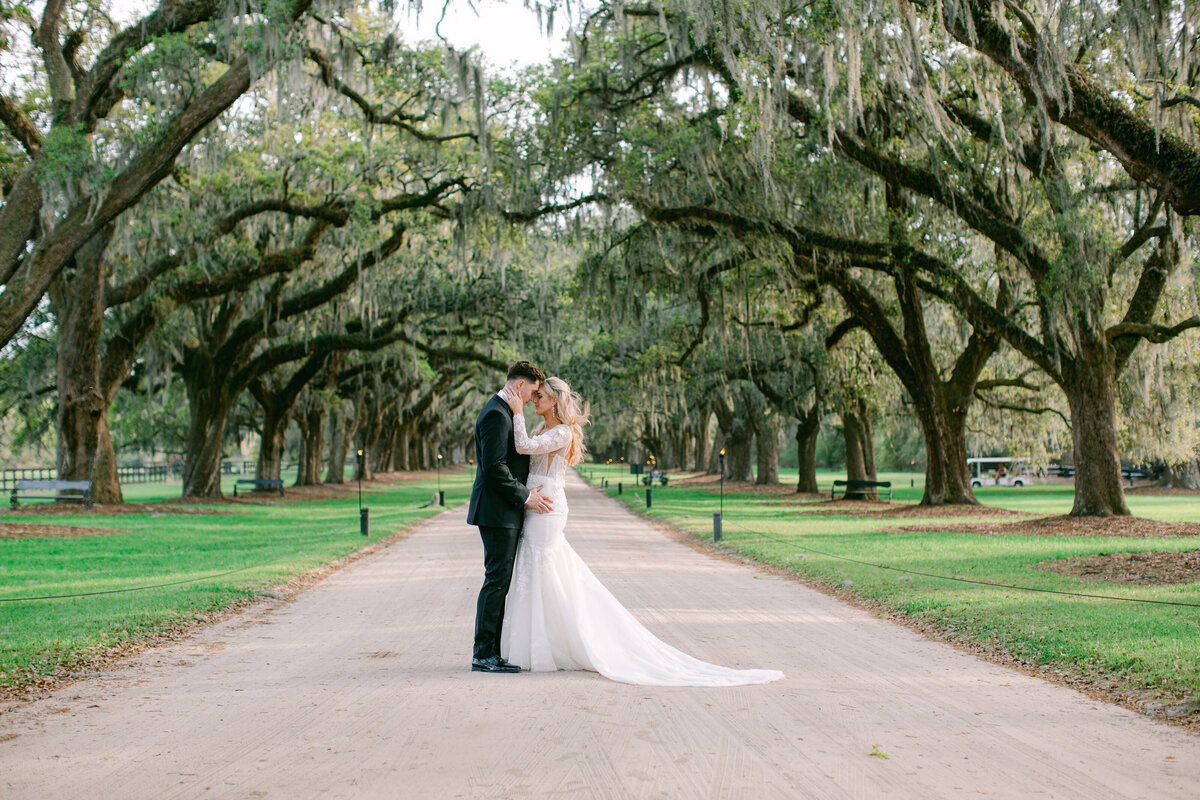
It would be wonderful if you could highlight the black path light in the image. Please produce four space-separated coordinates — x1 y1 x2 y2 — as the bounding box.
719 448 726 515
437 452 444 506
714 448 726 543
358 448 369 536
646 454 656 508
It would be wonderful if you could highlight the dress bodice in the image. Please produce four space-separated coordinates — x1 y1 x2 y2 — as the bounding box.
512 413 572 514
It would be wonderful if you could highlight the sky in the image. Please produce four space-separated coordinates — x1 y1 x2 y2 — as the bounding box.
400 1 572 67
108 0 572 68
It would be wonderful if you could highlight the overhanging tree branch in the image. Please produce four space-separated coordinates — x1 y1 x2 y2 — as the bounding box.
1 51 256 348
105 198 351 307
1107 317 1200 345
0 93 42 155
921 0 1200 216
306 46 475 144
972 391 1069 426
70 0 227 128
34 0 72 110
396 333 508 371
975 376 1041 392
503 193 612 223
1161 94 1200 112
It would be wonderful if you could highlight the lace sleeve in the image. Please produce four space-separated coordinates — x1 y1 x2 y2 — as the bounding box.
512 413 572 455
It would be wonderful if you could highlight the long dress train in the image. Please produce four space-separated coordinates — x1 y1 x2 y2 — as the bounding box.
500 414 783 687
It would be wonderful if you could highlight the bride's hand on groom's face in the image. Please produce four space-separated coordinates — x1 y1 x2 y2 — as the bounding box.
503 386 524 415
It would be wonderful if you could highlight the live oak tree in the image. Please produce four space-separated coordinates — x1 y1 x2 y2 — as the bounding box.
554 0 1200 515
171 211 529 497
824 329 885 496
2 0 329 500
572 213 816 483
545 20 1007 505
248 351 335 485
634 187 1011 506
0 0 333 349
292 355 344 486
768 0 1198 514
836 0 1200 514
21 10 509 501
709 314 835 493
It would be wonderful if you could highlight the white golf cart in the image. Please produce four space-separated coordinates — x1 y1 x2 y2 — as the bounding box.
966 457 1037 487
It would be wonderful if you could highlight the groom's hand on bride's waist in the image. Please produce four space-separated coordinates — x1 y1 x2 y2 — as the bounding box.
526 485 554 513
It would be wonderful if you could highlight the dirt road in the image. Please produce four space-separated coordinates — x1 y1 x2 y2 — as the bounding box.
3 473 1198 799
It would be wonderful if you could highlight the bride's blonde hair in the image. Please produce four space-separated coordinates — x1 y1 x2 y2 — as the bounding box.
542 376 590 466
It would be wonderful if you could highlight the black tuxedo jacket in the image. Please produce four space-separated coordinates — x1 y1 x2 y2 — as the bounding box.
466 394 530 530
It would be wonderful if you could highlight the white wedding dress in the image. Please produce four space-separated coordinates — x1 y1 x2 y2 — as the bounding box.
500 414 783 687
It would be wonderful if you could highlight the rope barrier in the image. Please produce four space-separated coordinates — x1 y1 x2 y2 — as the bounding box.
2 479 451 604
608 488 1200 610
0 564 266 603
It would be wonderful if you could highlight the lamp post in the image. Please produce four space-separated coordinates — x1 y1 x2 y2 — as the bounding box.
358 449 368 536
436 453 444 506
646 456 654 507
714 448 726 543
719 448 725 516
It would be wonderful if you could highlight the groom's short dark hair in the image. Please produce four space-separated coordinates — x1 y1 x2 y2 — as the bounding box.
507 360 545 384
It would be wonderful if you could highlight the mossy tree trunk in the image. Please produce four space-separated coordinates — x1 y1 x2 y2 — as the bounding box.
50 225 123 504
1062 336 1131 516
691 413 711 473
795 404 821 494
713 396 753 481
752 406 781 485
324 402 348 484
841 400 874 498
296 402 326 486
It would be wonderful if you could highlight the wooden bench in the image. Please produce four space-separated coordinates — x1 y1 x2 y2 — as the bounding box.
233 478 284 497
831 479 892 502
10 479 94 510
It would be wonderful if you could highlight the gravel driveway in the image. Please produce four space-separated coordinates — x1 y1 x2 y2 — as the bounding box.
3 472 1198 799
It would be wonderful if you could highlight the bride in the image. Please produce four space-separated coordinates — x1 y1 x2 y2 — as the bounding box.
499 376 783 687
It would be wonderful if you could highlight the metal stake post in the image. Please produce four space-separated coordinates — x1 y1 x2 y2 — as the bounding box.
358 449 369 536
719 448 725 518
715 448 725 542
437 453 444 506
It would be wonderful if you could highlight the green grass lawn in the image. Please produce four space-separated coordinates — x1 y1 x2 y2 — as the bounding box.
582 464 1200 713
0 469 474 692
7 461 1198 715
116 468 307 503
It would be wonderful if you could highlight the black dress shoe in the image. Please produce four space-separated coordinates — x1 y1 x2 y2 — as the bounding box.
471 655 521 673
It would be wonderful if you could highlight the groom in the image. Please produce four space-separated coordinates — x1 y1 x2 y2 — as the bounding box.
467 360 553 673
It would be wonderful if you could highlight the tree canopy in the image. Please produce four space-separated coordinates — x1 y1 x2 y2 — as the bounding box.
1 0 1197 513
